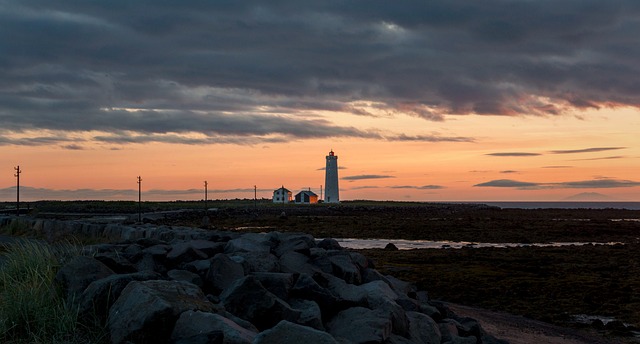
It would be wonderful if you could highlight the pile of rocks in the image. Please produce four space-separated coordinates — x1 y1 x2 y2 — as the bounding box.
53 228 505 344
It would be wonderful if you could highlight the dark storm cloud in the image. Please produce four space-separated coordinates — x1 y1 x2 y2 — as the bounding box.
2 1 640 143
390 185 445 190
349 186 380 190
550 147 626 154
474 178 640 189
559 179 640 188
385 134 475 143
474 179 540 188
342 175 395 181
570 155 627 161
486 152 541 157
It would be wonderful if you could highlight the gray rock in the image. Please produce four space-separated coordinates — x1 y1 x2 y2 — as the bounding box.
315 272 367 306
279 251 320 275
94 251 137 274
290 273 341 317
55 256 115 303
327 253 362 284
205 253 246 294
309 250 334 274
385 274 417 297
134 252 167 274
224 235 272 254
183 258 213 276
274 233 316 257
361 281 409 336
317 238 342 250
348 251 370 270
77 271 162 324
171 310 256 344
440 319 480 344
168 269 203 288
251 272 295 301
327 306 392 344
406 311 441 344
108 280 215 344
188 240 225 257
167 242 208 267
220 275 300 331
253 320 338 344
289 298 324 330
231 251 279 272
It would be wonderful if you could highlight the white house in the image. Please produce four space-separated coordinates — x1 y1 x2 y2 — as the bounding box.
272 186 292 203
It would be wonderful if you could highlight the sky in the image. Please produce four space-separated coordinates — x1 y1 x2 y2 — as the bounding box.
1 1 639 202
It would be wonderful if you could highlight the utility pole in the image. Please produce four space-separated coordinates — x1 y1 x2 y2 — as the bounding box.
137 176 142 223
254 185 257 209
204 181 208 214
14 166 21 216
320 185 323 202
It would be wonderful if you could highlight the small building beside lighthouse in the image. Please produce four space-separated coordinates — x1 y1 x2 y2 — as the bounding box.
324 150 340 203
295 189 319 204
272 186 292 203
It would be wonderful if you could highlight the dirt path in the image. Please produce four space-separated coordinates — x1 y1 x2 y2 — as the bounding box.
446 303 629 344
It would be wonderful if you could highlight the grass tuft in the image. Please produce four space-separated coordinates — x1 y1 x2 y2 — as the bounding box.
0 240 107 343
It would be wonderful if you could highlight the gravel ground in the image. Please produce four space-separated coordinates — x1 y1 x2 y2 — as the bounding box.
446 303 636 344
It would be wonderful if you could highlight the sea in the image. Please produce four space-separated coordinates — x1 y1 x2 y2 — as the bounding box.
478 201 640 210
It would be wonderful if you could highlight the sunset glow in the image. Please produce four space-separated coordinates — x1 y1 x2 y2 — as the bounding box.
1 2 639 202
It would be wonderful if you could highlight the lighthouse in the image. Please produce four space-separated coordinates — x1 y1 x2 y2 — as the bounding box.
324 150 340 203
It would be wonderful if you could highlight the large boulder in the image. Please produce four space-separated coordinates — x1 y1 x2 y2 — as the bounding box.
361 280 409 336
253 320 338 344
77 271 163 324
279 251 320 275
188 240 225 257
107 280 215 344
289 298 324 330
314 272 367 306
171 310 257 344
224 234 273 254
166 242 208 267
167 269 203 288
251 272 295 301
274 233 316 257
219 275 300 331
290 273 342 318
327 306 393 344
93 251 137 274
317 238 343 250
205 253 246 294
231 251 280 272
55 256 115 303
327 253 362 284
405 311 442 344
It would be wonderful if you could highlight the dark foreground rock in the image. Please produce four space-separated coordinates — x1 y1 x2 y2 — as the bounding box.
24 217 507 343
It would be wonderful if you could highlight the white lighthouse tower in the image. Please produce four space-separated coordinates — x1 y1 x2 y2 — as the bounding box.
324 150 340 203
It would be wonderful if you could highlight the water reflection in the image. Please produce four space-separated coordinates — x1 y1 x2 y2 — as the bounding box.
331 238 623 250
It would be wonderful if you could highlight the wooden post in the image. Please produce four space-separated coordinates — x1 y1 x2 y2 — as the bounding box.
14 166 21 216
137 176 142 223
204 181 208 214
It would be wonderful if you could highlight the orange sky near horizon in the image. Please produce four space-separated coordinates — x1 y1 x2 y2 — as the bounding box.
2 107 638 202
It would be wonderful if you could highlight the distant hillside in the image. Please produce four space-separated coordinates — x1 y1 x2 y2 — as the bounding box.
563 192 614 201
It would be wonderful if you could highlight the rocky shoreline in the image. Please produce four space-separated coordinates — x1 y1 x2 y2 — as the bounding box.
2 216 505 343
